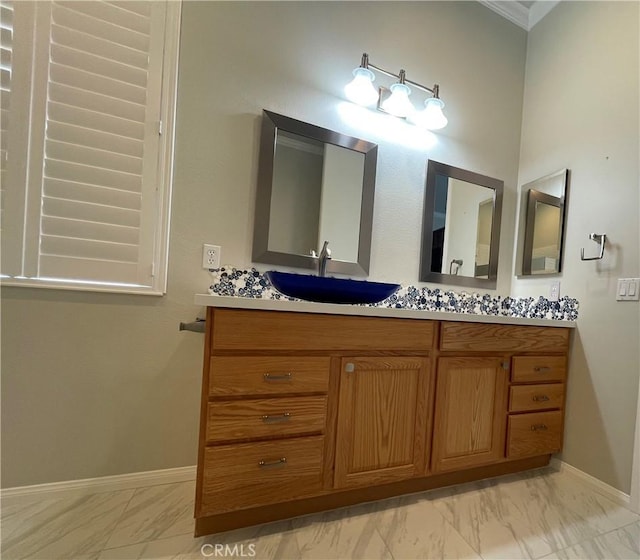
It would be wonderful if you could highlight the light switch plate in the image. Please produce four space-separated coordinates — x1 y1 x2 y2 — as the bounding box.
616 278 640 301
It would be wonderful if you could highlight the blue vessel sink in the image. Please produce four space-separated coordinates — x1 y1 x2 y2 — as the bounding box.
266 271 400 305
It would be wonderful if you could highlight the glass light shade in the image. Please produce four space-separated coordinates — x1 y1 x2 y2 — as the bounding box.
381 82 414 118
415 97 448 130
344 67 378 107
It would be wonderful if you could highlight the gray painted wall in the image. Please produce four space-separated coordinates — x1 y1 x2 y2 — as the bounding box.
2 0 528 488
512 0 639 493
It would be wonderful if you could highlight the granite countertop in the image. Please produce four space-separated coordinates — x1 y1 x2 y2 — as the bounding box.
194 294 577 328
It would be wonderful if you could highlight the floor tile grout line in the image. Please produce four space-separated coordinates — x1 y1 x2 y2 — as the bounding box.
374 493 487 560
549 468 638 515
98 480 198 553
0 490 138 560
529 518 640 560
6 472 636 560
373 526 396 560
97 487 141 554
491 471 640 556
535 477 640 542
573 517 640 546
97 528 196 556
438 504 487 560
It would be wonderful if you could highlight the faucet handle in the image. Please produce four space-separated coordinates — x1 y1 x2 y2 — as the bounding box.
310 250 318 258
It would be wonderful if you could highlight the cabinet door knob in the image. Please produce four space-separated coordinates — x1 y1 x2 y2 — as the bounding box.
345 363 355 373
261 412 291 423
263 372 292 382
258 457 287 469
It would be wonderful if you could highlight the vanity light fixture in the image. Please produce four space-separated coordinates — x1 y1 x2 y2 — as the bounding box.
344 53 448 130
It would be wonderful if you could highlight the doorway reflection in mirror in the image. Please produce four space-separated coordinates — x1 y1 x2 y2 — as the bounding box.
268 131 364 263
253 110 378 276
420 160 503 290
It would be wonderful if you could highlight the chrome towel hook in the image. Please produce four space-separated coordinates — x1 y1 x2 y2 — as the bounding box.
580 233 606 261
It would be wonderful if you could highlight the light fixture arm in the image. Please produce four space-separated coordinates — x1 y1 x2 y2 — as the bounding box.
359 52 440 97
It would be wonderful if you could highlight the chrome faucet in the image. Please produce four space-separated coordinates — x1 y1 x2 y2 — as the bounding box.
310 240 332 277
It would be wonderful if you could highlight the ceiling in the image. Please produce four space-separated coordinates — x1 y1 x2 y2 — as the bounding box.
479 1 560 30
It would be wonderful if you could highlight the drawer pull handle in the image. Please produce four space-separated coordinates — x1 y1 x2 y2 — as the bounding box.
258 457 287 469
532 395 550 402
533 366 551 373
261 412 291 423
263 372 292 382
531 423 548 431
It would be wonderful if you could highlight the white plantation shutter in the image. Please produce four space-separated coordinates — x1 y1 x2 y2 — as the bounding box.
0 0 33 276
0 1 11 201
1 0 15 262
1 1 180 293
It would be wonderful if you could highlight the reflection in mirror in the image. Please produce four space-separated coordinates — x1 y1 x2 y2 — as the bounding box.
420 160 503 289
253 110 377 276
516 169 569 276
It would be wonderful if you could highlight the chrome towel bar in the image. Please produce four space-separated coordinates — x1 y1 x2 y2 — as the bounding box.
179 318 205 333
580 233 606 261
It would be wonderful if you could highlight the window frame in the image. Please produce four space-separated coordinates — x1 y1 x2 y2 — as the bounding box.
0 0 181 296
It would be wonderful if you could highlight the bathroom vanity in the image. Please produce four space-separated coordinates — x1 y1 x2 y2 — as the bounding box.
193 296 574 536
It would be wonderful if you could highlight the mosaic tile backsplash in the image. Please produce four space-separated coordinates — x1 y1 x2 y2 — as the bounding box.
208 267 579 321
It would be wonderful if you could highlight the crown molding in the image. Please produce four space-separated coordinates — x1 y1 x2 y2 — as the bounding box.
479 1 561 31
529 1 560 29
479 1 530 30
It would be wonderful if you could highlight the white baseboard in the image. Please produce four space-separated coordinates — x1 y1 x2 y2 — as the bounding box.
550 458 631 508
2 460 632 513
1 465 197 505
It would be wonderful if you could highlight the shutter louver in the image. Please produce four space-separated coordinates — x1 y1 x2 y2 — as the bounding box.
38 0 162 285
0 0 12 231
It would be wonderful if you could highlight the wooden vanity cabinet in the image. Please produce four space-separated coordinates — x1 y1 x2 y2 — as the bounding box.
431 357 508 472
195 307 572 536
334 357 432 488
507 355 568 459
435 321 570 471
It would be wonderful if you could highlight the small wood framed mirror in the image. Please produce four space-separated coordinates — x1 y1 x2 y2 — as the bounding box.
419 160 504 289
516 169 569 276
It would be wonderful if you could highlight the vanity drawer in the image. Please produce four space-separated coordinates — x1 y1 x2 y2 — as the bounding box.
206 396 327 443
509 384 565 412
211 309 435 352
511 356 567 383
198 436 324 515
209 356 330 397
440 322 570 353
507 411 562 459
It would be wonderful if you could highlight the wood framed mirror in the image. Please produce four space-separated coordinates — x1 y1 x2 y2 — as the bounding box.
252 110 378 276
419 160 503 289
516 169 569 276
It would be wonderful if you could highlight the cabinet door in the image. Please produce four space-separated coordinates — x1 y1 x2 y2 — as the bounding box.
432 357 508 472
334 357 431 489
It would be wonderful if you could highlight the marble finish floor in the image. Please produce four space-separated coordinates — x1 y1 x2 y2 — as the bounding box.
2 466 638 560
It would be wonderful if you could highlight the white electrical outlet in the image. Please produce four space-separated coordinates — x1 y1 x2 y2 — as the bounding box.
549 281 560 301
202 244 221 269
